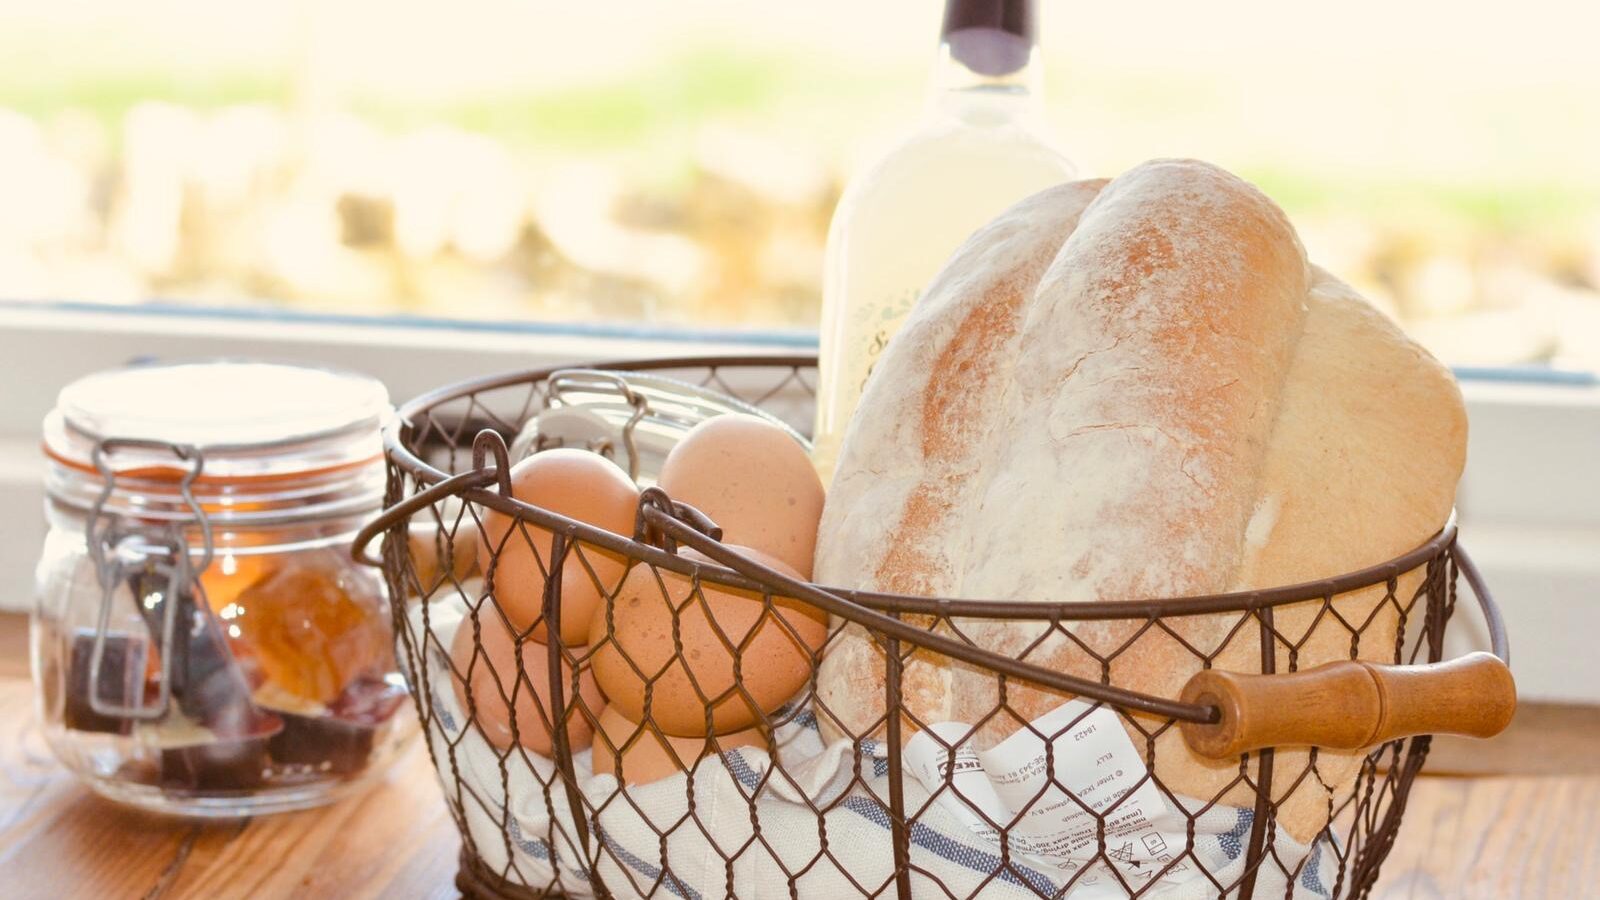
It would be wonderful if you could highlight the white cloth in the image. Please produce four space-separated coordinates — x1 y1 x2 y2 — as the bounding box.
409 599 1339 899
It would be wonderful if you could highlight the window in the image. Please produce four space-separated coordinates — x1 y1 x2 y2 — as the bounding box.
0 0 1595 363
1 1 1596 699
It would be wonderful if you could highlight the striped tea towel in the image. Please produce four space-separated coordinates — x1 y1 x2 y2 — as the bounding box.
410 595 1338 899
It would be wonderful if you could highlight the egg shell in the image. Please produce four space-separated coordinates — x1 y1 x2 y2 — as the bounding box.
449 605 604 755
408 517 479 596
589 545 827 737
657 415 825 579
590 705 767 786
477 448 639 644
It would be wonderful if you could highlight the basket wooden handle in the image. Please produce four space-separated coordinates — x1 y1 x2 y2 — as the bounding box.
1178 651 1516 759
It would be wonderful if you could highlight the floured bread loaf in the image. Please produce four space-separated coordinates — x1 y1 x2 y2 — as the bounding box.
812 159 1466 842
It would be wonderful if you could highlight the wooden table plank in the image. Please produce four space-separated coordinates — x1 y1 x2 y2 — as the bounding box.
0 736 460 900
0 665 460 900
153 735 460 900
1372 776 1600 899
0 616 1595 900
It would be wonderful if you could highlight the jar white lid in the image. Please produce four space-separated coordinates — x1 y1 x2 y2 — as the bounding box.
44 360 390 486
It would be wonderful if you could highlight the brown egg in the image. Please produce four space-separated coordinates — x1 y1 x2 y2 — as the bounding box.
477 448 639 644
449 606 605 755
408 517 479 595
591 704 767 785
657 415 825 578
589 545 826 736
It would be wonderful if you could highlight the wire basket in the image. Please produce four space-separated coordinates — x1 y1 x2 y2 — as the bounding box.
353 355 1512 900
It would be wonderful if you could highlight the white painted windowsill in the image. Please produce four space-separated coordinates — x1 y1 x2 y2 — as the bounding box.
0 304 1595 702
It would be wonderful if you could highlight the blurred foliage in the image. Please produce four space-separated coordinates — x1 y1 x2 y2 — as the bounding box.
1 33 1596 368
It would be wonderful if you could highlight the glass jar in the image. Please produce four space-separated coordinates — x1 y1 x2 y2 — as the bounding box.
32 361 409 816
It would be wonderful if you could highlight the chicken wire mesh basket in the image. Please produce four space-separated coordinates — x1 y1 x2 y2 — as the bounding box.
353 355 1511 900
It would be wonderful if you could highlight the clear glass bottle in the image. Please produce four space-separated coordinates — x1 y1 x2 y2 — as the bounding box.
33 361 409 816
812 0 1076 481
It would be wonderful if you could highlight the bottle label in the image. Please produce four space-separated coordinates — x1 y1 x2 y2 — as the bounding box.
855 287 921 396
814 286 923 483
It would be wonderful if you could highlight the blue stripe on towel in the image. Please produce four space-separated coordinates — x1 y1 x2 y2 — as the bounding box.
503 809 591 880
1219 808 1253 861
840 794 1062 896
726 750 764 791
598 828 703 900
725 749 1060 894
854 739 890 779
507 817 553 861
431 686 458 734
1300 835 1330 898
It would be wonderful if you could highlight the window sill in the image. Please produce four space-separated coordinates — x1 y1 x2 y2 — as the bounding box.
1 302 1595 702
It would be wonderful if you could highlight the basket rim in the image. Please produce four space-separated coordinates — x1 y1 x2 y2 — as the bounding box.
377 354 1459 620
381 357 1499 900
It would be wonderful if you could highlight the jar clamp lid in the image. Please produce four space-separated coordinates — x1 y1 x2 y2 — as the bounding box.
44 360 391 523
42 360 391 722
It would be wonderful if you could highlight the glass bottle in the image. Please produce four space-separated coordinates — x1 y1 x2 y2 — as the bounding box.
812 0 1076 482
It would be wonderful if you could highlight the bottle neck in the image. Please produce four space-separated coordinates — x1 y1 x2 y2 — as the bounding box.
930 0 1042 119
932 40 1041 98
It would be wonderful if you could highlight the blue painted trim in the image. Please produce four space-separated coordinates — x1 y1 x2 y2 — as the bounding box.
14 298 1597 385
0 298 821 349
1452 365 1597 386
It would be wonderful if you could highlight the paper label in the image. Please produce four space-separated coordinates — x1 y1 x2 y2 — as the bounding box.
904 700 1193 896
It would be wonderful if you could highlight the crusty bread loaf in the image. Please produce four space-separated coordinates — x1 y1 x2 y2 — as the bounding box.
812 159 1466 842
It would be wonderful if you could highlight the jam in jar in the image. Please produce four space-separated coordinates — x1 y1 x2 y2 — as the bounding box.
33 361 409 816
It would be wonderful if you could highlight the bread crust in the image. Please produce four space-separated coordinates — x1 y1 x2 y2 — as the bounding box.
812 160 1466 842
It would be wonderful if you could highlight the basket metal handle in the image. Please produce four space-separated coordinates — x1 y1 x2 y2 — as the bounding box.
1179 547 1516 759
352 456 1213 722
638 504 1218 724
355 454 1515 751
651 508 1517 754
352 467 499 568
1178 651 1516 759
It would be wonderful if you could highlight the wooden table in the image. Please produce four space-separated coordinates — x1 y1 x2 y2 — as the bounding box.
1 613 1595 899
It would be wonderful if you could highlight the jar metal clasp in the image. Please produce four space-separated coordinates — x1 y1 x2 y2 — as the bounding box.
84 438 212 721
